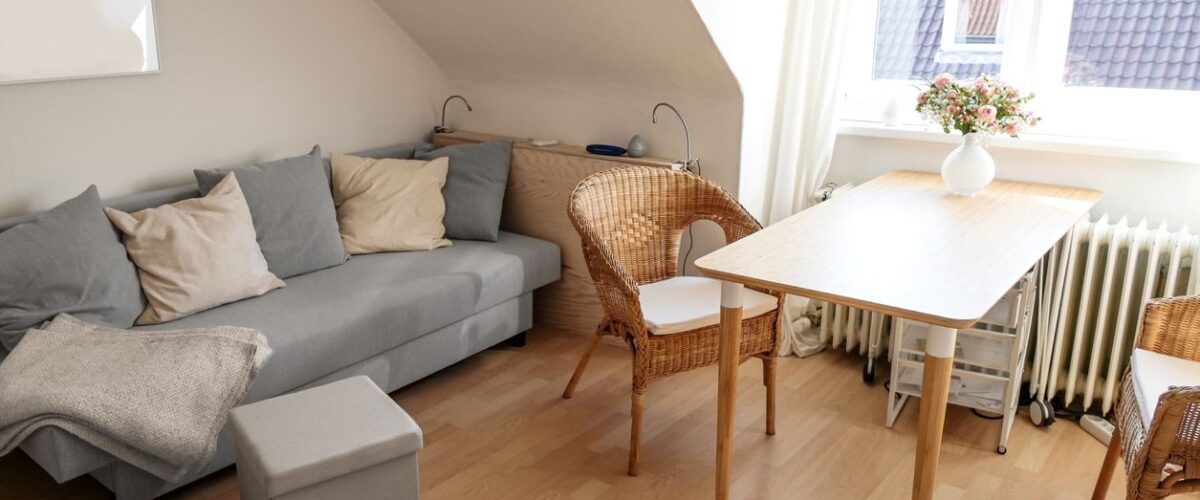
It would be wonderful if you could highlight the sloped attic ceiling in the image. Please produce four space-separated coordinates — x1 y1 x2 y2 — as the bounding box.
373 0 739 98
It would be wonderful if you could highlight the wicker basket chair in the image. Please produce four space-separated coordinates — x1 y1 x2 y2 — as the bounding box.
1093 296 1200 499
560 166 783 476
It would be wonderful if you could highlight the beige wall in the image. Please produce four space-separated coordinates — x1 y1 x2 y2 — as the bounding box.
0 0 448 218
374 0 743 267
829 135 1200 229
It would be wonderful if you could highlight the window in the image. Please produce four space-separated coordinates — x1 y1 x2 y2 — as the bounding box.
871 0 1004 81
942 0 1006 50
843 0 1200 147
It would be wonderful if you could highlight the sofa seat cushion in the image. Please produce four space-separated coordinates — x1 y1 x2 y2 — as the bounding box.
1130 348 1200 428
640 276 778 336
136 231 560 401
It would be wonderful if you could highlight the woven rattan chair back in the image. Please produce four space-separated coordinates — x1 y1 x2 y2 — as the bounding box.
569 166 759 284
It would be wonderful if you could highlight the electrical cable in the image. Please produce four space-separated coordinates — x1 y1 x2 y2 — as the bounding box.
681 163 701 274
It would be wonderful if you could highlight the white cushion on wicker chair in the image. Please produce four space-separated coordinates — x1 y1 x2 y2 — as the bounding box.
1131 348 1200 427
639 276 778 336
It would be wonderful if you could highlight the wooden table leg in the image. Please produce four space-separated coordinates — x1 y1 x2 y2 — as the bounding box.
913 325 957 500
716 281 744 500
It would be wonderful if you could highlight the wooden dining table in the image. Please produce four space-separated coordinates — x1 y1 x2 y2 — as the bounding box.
694 170 1102 499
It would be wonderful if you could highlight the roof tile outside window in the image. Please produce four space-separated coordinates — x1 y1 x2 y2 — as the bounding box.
872 0 1002 81
1065 0 1200 90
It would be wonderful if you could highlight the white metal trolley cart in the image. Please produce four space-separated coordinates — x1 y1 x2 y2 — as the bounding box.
885 269 1037 454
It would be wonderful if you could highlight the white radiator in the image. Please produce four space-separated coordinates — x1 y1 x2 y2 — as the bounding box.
1030 215 1200 414
818 303 887 356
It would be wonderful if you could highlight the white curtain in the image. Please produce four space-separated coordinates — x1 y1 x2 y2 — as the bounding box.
763 0 851 223
767 1 852 355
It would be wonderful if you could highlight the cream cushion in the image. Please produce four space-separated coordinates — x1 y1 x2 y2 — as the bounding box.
640 276 778 335
331 154 452 254
105 173 285 325
1130 348 1200 428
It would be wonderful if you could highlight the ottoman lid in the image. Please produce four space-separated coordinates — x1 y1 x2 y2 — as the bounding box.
230 376 423 497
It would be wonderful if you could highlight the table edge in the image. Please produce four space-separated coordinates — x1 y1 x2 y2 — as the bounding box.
697 265 991 330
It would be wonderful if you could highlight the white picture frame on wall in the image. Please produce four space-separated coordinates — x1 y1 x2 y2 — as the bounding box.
0 0 160 86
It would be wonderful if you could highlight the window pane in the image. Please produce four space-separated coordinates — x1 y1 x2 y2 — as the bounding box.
873 0 1004 81
1065 0 1200 90
953 0 1005 45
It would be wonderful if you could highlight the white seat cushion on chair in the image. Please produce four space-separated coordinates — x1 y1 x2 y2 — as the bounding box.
639 276 778 336
1130 348 1200 428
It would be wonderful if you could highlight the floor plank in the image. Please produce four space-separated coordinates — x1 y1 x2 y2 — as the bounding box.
0 327 1153 499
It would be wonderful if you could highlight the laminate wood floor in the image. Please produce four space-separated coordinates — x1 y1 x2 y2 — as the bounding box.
0 327 1150 499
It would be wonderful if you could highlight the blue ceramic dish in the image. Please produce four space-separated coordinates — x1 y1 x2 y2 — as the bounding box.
586 144 628 156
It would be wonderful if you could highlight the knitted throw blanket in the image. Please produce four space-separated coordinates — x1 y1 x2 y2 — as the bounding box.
0 314 270 482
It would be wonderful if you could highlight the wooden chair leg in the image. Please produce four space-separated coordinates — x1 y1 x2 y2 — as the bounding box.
629 387 646 476
562 328 605 399
1092 425 1123 500
763 356 776 436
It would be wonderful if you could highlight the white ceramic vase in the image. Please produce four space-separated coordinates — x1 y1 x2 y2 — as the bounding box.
940 133 995 197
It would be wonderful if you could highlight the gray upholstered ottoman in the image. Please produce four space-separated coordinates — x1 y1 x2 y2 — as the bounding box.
229 376 423 500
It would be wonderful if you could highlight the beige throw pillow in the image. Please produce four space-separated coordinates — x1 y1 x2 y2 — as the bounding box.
331 153 452 254
105 173 285 325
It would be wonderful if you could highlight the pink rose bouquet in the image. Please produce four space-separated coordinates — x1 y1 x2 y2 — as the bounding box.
916 74 1039 137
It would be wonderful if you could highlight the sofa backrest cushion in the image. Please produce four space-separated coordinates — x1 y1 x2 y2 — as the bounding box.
416 139 513 242
0 186 145 353
195 146 348 279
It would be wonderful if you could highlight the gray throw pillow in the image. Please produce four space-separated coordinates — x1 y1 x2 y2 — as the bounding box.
416 139 513 241
0 186 145 353
195 146 348 279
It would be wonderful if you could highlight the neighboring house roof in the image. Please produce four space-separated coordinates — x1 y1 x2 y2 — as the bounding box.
874 0 1200 90
1066 0 1200 90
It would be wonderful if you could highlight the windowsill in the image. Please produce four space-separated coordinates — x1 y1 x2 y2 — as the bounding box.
838 120 1200 165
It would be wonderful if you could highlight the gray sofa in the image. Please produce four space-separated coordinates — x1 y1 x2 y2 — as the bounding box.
0 145 561 499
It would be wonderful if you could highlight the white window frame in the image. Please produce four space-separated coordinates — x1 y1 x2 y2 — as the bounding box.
939 0 1005 52
842 0 1200 154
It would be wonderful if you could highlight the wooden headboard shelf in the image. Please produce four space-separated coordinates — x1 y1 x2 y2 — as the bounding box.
433 130 672 334
434 130 677 169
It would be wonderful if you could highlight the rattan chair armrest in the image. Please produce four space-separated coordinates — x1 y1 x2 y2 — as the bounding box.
1139 296 1200 361
706 196 762 247
1134 385 1200 489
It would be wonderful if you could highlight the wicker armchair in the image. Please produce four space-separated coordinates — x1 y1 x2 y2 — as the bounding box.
1093 296 1200 499
560 166 783 476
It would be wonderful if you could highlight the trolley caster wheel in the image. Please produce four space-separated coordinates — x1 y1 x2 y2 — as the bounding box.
997 446 1007 455
1030 399 1056 427
862 360 876 384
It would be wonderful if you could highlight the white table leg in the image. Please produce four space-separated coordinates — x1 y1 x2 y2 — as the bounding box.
913 325 957 500
716 281 743 500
